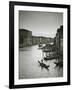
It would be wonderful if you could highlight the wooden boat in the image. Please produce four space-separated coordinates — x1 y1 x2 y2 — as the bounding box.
38 60 49 69
44 56 56 61
54 61 63 67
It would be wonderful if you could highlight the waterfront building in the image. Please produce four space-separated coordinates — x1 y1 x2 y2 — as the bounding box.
19 29 54 47
19 29 32 47
42 25 63 61
54 25 63 58
32 36 54 45
32 36 40 45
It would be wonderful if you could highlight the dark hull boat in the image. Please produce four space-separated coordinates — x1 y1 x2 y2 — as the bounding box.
44 56 56 61
38 60 49 70
54 61 63 67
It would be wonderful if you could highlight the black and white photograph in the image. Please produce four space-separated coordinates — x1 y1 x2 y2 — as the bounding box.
9 1 70 88
19 11 63 79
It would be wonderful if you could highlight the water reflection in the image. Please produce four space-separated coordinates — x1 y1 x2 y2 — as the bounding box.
19 45 63 79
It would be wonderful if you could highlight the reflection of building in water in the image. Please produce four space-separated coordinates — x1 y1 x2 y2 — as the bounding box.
19 29 32 47
19 29 54 47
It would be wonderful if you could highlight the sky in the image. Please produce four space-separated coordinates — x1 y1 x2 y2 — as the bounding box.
19 11 63 38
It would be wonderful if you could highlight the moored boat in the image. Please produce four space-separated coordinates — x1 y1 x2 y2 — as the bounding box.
54 61 63 67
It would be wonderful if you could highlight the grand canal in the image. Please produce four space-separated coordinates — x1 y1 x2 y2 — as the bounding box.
19 45 63 79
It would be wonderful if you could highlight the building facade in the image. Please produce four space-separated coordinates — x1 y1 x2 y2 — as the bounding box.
54 25 63 57
19 29 32 47
19 29 54 47
32 36 54 45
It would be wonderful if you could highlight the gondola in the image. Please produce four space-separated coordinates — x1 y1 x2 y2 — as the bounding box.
54 61 63 67
38 60 49 69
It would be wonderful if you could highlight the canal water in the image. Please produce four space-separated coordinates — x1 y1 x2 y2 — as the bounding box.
19 45 63 79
